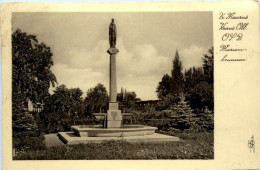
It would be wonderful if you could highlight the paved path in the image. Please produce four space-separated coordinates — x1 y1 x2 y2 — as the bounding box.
44 133 65 147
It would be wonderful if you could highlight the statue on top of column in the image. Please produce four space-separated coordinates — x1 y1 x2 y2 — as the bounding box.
109 18 117 48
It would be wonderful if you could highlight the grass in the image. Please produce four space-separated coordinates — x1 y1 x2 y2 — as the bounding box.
13 132 213 160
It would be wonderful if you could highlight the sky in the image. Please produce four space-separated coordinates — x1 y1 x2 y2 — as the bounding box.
12 12 213 100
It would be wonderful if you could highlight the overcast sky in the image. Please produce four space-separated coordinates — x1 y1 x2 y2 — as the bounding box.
12 12 213 100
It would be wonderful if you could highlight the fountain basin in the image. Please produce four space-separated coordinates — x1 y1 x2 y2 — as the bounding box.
71 125 157 137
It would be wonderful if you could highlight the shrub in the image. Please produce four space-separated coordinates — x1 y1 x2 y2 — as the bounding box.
13 109 39 139
131 109 213 133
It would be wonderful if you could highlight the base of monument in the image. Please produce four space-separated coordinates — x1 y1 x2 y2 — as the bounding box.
58 131 180 145
71 125 156 137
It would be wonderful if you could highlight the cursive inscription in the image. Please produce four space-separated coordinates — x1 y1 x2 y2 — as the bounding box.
219 12 249 62
220 44 246 52
221 55 247 62
219 12 248 20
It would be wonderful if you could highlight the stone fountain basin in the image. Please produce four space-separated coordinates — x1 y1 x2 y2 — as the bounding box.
71 125 157 137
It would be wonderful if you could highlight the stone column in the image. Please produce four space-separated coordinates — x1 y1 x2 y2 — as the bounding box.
107 47 122 128
107 47 119 103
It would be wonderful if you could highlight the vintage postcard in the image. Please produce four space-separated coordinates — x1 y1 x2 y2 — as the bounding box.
1 1 259 170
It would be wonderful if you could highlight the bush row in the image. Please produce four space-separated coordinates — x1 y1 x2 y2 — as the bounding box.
131 110 214 132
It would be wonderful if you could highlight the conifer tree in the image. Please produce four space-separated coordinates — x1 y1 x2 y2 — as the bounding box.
171 50 184 96
202 47 214 84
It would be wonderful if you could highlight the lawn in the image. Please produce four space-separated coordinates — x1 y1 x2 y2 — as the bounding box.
13 132 213 160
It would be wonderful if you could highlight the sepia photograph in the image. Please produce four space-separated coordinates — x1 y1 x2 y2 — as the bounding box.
11 12 214 160
1 1 260 169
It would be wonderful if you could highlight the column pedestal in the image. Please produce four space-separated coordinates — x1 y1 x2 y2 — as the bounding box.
107 103 122 128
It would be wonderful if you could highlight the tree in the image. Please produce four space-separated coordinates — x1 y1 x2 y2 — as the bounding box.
188 81 213 112
12 29 57 140
12 29 57 105
156 74 172 100
85 83 109 114
124 91 138 109
157 93 179 110
171 50 184 95
43 85 84 119
40 85 85 133
202 47 214 84
117 88 140 110
155 50 184 110
117 88 125 102
12 102 38 139
184 67 204 94
183 47 214 112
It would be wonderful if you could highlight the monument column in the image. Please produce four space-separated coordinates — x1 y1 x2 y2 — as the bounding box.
106 18 122 128
108 48 119 103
